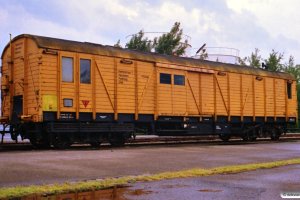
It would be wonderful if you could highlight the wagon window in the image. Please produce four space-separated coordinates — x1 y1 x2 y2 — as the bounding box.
62 57 73 82
174 75 185 86
287 82 292 99
160 73 171 84
63 98 73 107
80 59 91 84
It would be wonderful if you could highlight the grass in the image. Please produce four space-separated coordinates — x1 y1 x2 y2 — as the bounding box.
1 158 300 199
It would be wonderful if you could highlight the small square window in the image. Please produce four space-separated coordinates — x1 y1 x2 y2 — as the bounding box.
63 99 73 107
174 75 185 85
160 73 171 84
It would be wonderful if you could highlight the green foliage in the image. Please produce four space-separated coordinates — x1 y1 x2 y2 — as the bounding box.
238 48 262 67
284 56 300 82
264 49 284 71
113 39 122 48
125 30 152 52
153 22 189 56
248 48 262 68
238 56 247 65
125 22 189 56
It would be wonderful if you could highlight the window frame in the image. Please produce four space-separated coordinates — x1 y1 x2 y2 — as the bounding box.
63 98 73 107
160 73 172 84
80 58 91 84
174 74 185 86
62 56 74 83
287 82 292 99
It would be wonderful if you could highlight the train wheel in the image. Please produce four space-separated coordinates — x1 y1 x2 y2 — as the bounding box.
29 135 51 149
109 134 126 147
242 132 257 142
242 126 256 142
245 136 257 142
270 129 280 141
219 134 230 142
90 142 101 148
242 135 249 141
89 135 103 148
52 135 72 149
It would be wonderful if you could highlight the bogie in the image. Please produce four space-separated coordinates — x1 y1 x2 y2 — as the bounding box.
241 126 257 142
109 133 129 147
51 133 72 149
219 134 231 142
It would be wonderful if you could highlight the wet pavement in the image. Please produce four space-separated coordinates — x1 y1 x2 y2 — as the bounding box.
0 140 299 187
23 164 300 200
119 164 300 200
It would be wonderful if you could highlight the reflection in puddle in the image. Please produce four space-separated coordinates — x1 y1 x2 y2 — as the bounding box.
161 184 189 189
127 189 153 196
19 186 153 200
198 189 222 193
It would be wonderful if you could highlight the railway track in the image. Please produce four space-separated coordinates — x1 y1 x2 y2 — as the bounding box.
1 133 300 151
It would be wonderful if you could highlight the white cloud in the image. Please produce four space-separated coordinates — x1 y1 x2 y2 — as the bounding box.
0 1 114 46
226 0 300 42
225 0 300 62
1 0 300 64
103 0 139 20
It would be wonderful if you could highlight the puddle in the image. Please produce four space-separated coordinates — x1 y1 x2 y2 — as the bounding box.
11 186 153 200
161 184 189 189
198 189 222 193
127 189 153 196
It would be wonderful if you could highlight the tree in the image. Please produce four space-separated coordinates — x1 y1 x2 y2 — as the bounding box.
125 22 190 56
238 48 261 67
240 49 284 72
238 56 247 65
125 30 152 52
114 39 122 48
153 22 189 56
284 56 300 83
248 48 262 68
264 49 284 72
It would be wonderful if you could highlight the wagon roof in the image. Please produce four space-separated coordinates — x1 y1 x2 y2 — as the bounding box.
2 34 295 80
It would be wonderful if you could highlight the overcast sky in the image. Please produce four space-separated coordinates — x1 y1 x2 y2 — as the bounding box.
1 0 300 64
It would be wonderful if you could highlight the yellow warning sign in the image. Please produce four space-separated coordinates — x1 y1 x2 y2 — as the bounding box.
42 95 57 111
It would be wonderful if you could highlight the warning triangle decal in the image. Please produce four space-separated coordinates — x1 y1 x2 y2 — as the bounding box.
82 100 89 108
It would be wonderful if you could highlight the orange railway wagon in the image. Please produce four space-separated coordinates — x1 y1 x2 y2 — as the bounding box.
0 34 297 148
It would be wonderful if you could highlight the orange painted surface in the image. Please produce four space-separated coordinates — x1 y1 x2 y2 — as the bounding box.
1 35 297 122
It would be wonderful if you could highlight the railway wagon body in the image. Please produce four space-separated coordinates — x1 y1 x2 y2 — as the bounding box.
0 34 297 148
